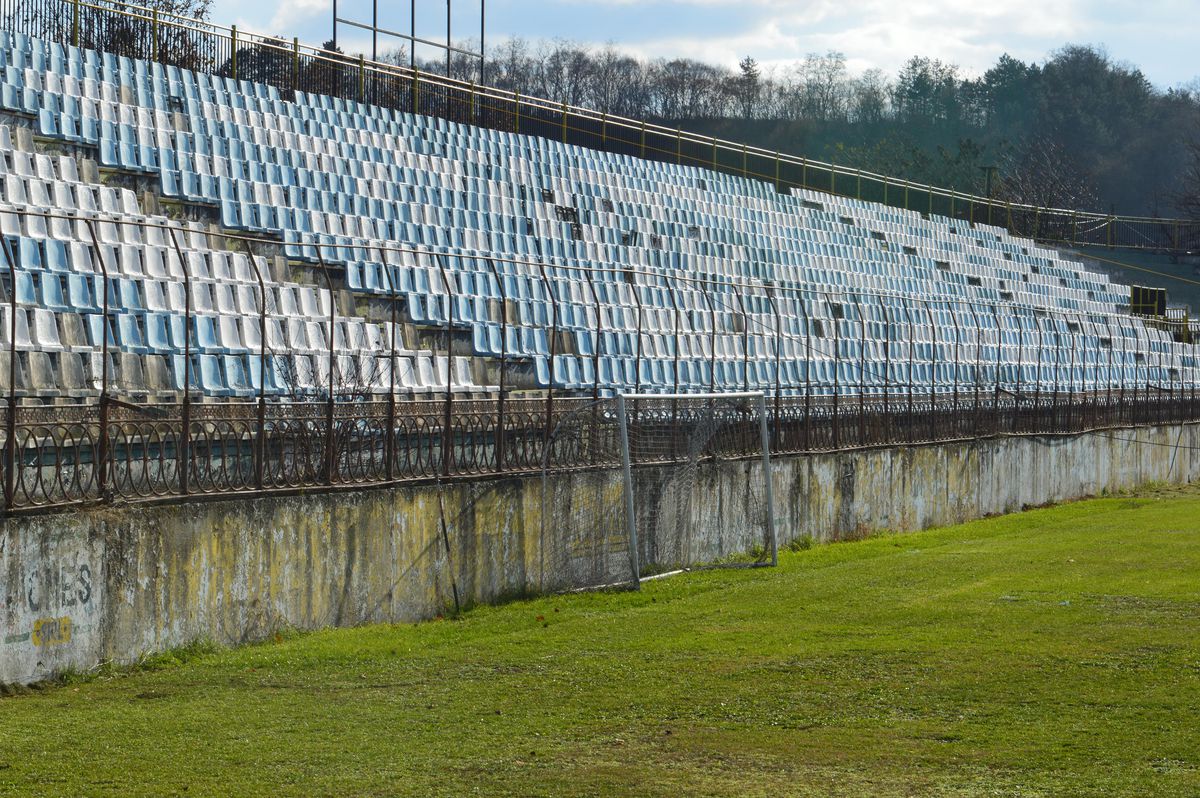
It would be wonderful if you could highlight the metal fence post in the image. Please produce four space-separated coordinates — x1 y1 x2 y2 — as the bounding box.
378 246 399 480
313 249 337 484
239 238 268 490
830 291 841 449
615 393 639 588
435 254 456 476
292 37 300 92
484 257 508 470
757 392 778 566
231 26 238 80
667 280 682 395
925 301 937 441
0 237 19 510
628 267 644 394
77 218 114 499
583 266 602 402
71 0 80 47
162 225 192 494
698 280 717 394
536 260 557 455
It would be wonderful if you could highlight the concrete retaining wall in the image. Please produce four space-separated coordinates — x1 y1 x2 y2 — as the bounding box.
3 424 1196 684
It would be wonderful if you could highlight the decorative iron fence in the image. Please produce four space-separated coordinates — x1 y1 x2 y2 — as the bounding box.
0 0 1197 252
5 391 1200 515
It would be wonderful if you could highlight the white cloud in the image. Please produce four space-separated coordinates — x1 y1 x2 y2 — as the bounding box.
209 0 1200 85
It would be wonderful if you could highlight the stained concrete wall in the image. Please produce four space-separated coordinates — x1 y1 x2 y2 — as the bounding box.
3 424 1197 684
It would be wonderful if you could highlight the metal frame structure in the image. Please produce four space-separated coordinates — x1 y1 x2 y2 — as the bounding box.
332 0 485 82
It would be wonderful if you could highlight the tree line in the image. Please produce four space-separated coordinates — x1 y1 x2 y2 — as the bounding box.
453 40 1200 220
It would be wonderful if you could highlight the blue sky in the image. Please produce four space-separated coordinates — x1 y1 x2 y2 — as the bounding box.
210 0 1200 87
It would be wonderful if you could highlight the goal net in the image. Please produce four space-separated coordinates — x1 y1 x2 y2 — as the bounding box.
539 392 777 592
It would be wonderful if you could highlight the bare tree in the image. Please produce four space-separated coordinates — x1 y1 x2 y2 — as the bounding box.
1176 137 1200 220
999 133 1099 211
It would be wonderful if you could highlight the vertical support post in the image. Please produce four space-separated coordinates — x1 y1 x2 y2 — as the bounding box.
639 121 646 160
83 219 112 497
774 152 780 193
561 102 568 143
484 257 508 471
537 260 558 452
905 298 915 444
1033 312 1045 434
757 392 778 567
513 90 519 134
666 280 681 395
162 225 191 494
623 268 643 395
240 238 268 491
231 26 238 81
0 237 19 511
313 250 338 484
378 246 399 480
801 290 813 450
413 69 421 115
853 294 866 444
292 37 300 92
151 10 159 62
698 281 718 394
71 0 80 48
676 129 682 166
926 301 937 441
766 292 783 440
435 254 455 476
830 292 841 449
582 265 602 402
615 393 640 588
358 54 365 102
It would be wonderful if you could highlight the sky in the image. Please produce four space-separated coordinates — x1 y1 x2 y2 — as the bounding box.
209 0 1200 87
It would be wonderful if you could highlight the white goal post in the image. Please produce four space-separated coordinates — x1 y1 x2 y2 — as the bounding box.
539 391 778 593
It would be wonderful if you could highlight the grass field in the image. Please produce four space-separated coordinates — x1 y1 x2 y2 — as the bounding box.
3 488 1200 797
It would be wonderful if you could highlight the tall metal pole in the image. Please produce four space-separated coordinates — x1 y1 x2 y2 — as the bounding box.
373 0 378 64
615 394 640 589
446 0 452 77
757 392 778 567
409 0 415 70
480 0 486 83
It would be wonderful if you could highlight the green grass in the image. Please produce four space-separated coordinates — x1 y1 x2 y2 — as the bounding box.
3 489 1200 797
